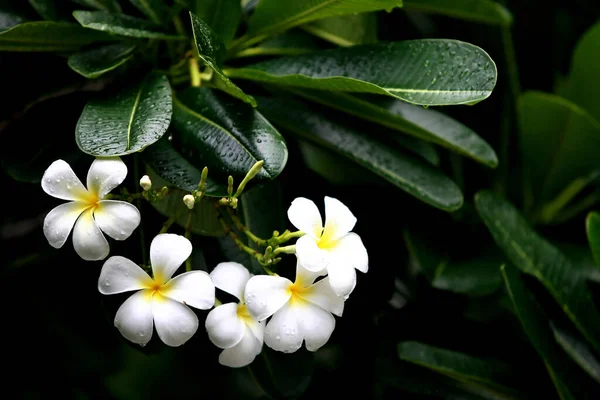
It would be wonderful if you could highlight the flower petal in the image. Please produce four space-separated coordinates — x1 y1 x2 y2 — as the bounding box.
43 202 87 249
331 232 368 273
98 256 152 295
287 197 322 238
323 196 357 242
152 295 199 347
246 318 265 347
264 304 302 353
73 208 109 261
297 302 336 352
244 275 292 321
205 303 245 349
294 260 327 288
296 235 330 272
150 234 192 283
327 261 357 299
164 271 215 310
299 277 344 317
94 200 140 241
218 326 262 368
86 157 127 199
210 262 250 301
41 159 89 201
114 289 154 346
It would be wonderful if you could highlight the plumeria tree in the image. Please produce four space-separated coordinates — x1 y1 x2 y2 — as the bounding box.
3 0 600 398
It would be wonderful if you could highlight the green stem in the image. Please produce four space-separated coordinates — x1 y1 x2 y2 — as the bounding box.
549 191 600 225
160 216 176 234
273 245 296 256
227 207 267 246
218 212 263 259
275 230 304 244
189 57 201 87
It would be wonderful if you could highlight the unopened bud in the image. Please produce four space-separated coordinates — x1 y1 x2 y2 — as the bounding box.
139 175 152 191
183 194 195 209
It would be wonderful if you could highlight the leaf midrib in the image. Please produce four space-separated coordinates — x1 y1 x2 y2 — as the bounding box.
126 83 144 151
252 0 338 36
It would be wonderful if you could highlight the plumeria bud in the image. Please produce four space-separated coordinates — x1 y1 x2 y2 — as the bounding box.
183 194 195 209
139 175 152 191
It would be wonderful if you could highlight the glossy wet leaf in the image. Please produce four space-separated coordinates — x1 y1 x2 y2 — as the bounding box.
141 137 227 196
561 21 600 123
475 190 600 352
518 91 600 203
233 30 323 59
68 42 137 78
73 11 184 39
244 0 401 43
587 212 600 269
403 0 512 26
172 87 287 184
257 96 463 211
227 40 498 106
291 90 497 167
0 21 115 51
552 324 600 384
501 264 597 400
189 12 256 106
397 341 521 397
128 0 170 24
146 167 225 236
302 13 378 47
76 73 172 156
73 0 121 13
191 0 241 45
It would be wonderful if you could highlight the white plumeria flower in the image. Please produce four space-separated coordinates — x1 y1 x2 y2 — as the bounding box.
205 262 264 368
244 261 344 354
98 234 215 347
42 158 141 261
288 196 368 299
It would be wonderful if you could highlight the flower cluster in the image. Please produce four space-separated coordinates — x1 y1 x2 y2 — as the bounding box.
42 158 368 368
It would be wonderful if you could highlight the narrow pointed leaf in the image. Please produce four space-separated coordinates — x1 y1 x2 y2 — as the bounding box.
128 0 170 24
191 0 241 45
73 0 121 13
68 42 137 78
258 96 463 211
587 212 600 269
403 0 512 27
0 21 115 51
501 264 596 400
302 13 378 47
552 324 600 384
172 87 287 183
226 40 498 106
233 30 323 59
76 73 172 156
519 91 600 202
29 0 62 21
475 190 600 352
291 89 497 167
141 137 227 196
244 0 401 42
189 12 256 106
73 11 184 39
397 341 522 397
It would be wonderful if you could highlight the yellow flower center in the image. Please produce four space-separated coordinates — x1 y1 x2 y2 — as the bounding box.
142 273 171 302
237 304 253 322
316 225 338 250
287 282 312 306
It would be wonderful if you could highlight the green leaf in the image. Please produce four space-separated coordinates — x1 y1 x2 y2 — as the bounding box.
243 0 401 45
587 212 600 269
226 40 498 106
290 89 497 167
403 0 512 27
518 91 600 203
76 73 172 156
68 42 137 78
189 11 256 106
73 0 122 13
0 11 25 31
475 190 600 352
248 349 313 399
257 96 463 211
397 341 521 397
302 12 378 47
145 167 225 236
501 264 595 400
141 137 227 196
172 87 287 183
233 30 323 59
191 0 241 45
552 324 600 384
561 21 600 123
73 11 184 39
128 0 170 24
28 0 61 21
0 21 115 51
